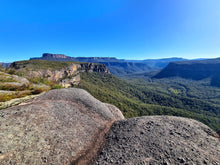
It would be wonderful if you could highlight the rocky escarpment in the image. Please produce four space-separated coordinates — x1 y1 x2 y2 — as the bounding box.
154 58 220 87
10 60 109 87
0 88 124 165
95 116 220 165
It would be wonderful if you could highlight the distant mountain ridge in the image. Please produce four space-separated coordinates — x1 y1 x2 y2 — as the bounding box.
99 61 151 76
154 58 220 87
0 63 11 68
30 53 120 62
30 53 152 76
30 54 213 77
121 57 187 69
30 53 190 76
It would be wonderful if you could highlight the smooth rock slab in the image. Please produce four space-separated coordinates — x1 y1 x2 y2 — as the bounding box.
0 88 124 165
94 116 220 165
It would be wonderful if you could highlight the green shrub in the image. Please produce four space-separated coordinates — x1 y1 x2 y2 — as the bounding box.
51 84 63 89
0 84 29 91
0 65 5 72
0 93 11 102
0 76 16 82
7 69 16 75
31 88 45 95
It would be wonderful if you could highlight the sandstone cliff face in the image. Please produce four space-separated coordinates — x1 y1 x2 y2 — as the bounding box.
10 61 109 87
28 64 81 84
0 88 124 165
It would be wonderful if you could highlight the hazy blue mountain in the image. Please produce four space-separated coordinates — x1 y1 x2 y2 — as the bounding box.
99 62 151 76
154 58 220 87
30 54 209 77
121 57 186 69
30 53 121 62
0 62 11 68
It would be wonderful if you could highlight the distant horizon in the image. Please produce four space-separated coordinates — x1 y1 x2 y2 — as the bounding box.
0 52 217 63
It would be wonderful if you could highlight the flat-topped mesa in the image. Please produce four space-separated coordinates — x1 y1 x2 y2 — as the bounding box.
42 53 69 59
30 53 120 62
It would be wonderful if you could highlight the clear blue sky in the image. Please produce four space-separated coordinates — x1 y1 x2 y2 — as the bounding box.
0 0 220 62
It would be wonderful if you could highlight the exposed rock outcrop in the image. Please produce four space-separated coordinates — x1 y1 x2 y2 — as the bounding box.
0 88 124 165
10 60 109 87
0 93 43 110
0 71 29 87
0 71 33 99
0 89 219 165
22 64 81 84
95 116 220 165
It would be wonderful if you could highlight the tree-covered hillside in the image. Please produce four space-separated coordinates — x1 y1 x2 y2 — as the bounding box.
78 72 220 131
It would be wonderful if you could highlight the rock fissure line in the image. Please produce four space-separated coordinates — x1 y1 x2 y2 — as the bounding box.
71 120 115 165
